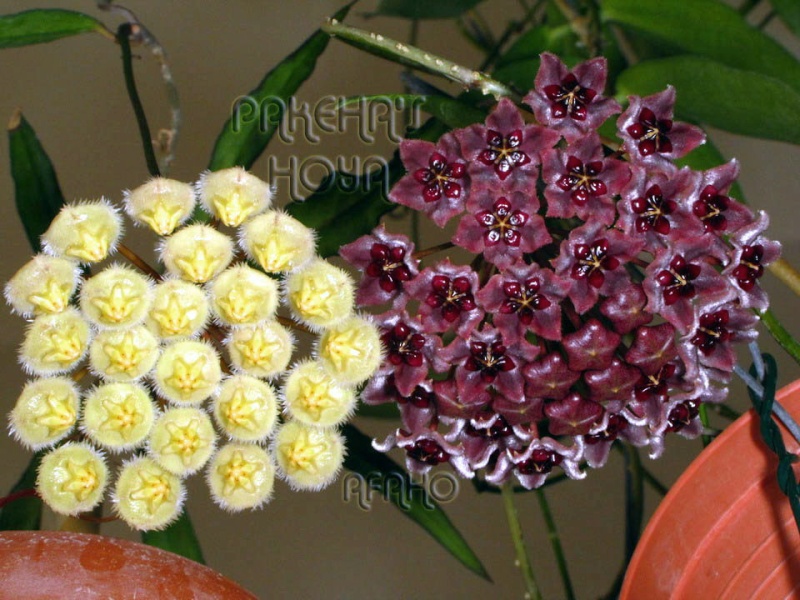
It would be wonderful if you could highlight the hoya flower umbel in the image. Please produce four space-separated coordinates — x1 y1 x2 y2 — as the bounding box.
160 224 233 283
5 254 80 317
349 52 779 490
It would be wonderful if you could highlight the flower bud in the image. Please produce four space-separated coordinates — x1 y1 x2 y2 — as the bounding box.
240 210 315 273
81 382 155 451
123 177 196 235
20 308 91 375
274 420 344 490
226 321 294 378
148 407 216 476
197 167 272 227
89 326 160 382
286 259 354 329
41 200 122 263
9 377 79 449
5 254 80 317
160 224 233 283
113 456 185 530
80 264 153 329
146 278 209 341
213 375 278 442
37 442 108 516
154 340 222 404
317 315 383 385
207 443 275 511
209 265 278 327
282 360 356 428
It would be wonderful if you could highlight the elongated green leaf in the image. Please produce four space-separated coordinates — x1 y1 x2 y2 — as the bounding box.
8 110 66 251
616 56 800 145
0 9 107 48
771 0 800 40
342 424 490 580
208 3 352 171
355 401 400 419
602 0 800 93
371 0 484 19
141 509 205 564
0 453 43 531
341 94 485 129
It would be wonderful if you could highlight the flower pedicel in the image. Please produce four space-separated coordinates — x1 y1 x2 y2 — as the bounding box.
345 53 780 489
6 167 382 530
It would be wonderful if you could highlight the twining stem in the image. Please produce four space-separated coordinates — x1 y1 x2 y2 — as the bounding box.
117 23 161 178
500 482 542 600
535 488 576 600
0 488 38 509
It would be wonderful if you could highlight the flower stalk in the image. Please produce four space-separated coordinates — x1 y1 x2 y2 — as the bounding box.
501 482 542 600
535 487 575 600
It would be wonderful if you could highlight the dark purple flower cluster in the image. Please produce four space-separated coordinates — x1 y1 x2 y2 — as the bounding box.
339 53 780 489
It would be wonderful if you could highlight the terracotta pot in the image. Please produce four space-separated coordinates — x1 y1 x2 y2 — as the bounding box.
621 380 800 599
0 531 257 599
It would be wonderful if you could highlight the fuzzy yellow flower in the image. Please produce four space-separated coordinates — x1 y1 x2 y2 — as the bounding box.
37 442 108 516
197 167 272 227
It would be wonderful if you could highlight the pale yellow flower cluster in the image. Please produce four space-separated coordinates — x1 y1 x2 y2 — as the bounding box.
5 167 382 530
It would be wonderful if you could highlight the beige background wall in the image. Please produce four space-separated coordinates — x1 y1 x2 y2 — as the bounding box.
1 1 799 598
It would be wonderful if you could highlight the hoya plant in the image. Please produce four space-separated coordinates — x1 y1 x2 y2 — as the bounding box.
1 1 800 597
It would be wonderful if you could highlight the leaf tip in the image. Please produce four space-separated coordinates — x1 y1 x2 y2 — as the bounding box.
8 107 23 131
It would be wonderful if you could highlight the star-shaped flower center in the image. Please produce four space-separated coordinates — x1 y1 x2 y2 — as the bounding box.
91 283 140 324
33 392 77 436
500 278 552 324
218 450 260 495
543 73 597 121
66 224 112 262
693 185 730 232
732 245 765 291
129 469 174 515
475 197 528 247
216 285 259 324
60 457 101 502
29 278 71 314
571 238 619 288
366 243 413 293
151 294 193 337
164 354 209 397
139 200 185 236
160 418 205 466
691 309 730 355
631 185 676 234
465 340 515 383
279 430 329 474
98 395 145 438
234 328 283 370
102 332 150 375
626 107 673 156
174 245 223 283
655 255 701 305
557 156 606 205
478 129 530 179
222 388 262 432
413 152 465 203
425 275 476 323
42 324 86 366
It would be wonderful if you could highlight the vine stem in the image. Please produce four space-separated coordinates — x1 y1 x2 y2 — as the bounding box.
535 488 575 600
117 243 162 280
322 19 516 100
500 482 542 600
117 23 161 177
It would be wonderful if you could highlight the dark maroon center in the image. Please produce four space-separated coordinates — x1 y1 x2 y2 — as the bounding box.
413 151 466 203
516 448 563 475
382 321 426 367
634 363 676 401
397 385 436 409
425 275 476 322
691 309 730 355
666 400 700 432
407 438 449 465
464 340 516 383
465 415 512 440
543 73 597 121
571 238 620 288
732 245 765 291
655 255 701 306
499 277 552 325
626 107 673 156
692 185 730 232
631 184 676 235
366 243 413 293
475 197 529 247
557 156 607 205
585 414 627 445
478 129 530 180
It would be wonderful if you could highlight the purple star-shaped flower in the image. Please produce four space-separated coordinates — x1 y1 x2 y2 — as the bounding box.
525 53 621 142
375 308 441 396
389 132 468 227
339 224 419 307
722 211 781 310
452 191 551 269
541 133 630 224
455 98 559 194
617 86 705 168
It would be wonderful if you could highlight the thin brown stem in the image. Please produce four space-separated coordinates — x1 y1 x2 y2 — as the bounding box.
0 488 38 508
413 241 455 261
117 243 162 280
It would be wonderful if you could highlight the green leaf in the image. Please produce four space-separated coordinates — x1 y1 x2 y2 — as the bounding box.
0 9 107 48
371 0 485 20
207 3 352 171
141 508 205 564
602 0 800 93
342 424 490 580
8 109 66 251
340 94 485 129
355 401 400 419
771 0 800 40
0 453 43 531
616 56 800 145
